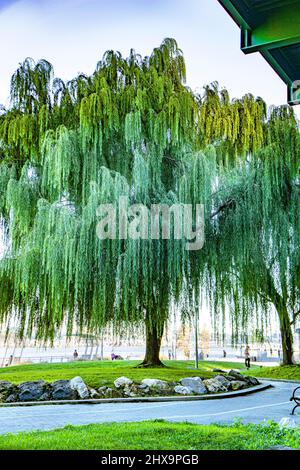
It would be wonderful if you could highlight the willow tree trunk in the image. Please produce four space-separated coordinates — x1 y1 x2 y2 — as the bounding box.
276 303 294 365
264 269 294 365
140 319 165 367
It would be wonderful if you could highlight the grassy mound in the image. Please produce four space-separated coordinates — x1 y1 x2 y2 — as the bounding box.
0 360 250 389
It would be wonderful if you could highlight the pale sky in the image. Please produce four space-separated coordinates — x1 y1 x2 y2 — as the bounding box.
0 0 299 114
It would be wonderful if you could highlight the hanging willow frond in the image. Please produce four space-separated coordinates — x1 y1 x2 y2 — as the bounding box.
0 38 297 347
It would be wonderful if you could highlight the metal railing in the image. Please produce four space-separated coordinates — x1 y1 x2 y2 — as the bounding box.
0 355 101 367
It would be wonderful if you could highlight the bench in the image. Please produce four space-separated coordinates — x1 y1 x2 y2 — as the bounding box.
290 386 300 415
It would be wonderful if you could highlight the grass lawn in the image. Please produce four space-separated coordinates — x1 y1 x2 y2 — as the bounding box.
0 420 299 450
1 359 299 389
247 365 300 381
0 360 253 389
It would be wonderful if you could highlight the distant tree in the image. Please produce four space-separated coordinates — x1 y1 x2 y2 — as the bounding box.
206 107 300 365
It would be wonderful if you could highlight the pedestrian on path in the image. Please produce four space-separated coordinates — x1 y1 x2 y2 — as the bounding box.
244 345 250 369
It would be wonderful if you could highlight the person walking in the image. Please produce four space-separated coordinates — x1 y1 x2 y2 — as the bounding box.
73 349 78 360
244 345 250 369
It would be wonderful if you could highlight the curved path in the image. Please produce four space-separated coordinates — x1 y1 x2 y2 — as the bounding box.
0 381 299 435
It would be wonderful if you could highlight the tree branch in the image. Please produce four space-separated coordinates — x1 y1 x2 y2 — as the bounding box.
290 309 300 326
211 198 235 219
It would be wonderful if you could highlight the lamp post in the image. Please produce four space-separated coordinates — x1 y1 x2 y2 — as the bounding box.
195 310 199 369
295 327 300 362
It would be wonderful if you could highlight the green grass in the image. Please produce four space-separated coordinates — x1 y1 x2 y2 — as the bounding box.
0 420 299 450
1 359 299 389
0 360 252 389
247 364 300 381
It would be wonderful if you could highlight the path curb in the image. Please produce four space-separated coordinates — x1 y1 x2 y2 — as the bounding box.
0 382 272 407
259 378 300 384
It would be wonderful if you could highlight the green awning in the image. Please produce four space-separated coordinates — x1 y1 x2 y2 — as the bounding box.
218 0 300 105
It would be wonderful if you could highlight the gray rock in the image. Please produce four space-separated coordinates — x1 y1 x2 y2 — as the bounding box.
226 375 239 381
203 378 228 393
18 381 49 402
0 380 16 402
213 368 227 373
244 376 260 386
70 376 90 399
174 385 193 395
228 370 247 381
134 384 150 395
114 377 133 389
39 392 51 401
138 383 150 391
98 386 122 398
180 377 207 394
230 380 247 391
141 379 169 390
89 388 100 399
214 375 231 390
123 384 140 397
51 380 77 400
98 386 109 396
5 393 18 403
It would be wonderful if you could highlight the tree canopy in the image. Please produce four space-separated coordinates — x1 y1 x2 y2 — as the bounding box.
0 38 298 365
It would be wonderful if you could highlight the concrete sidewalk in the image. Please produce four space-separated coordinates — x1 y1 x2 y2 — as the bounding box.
0 380 299 435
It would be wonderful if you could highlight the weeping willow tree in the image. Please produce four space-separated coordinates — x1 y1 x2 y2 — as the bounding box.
206 106 300 365
0 38 273 366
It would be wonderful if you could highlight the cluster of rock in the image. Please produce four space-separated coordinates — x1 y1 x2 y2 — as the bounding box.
0 376 90 403
0 370 259 403
105 370 260 398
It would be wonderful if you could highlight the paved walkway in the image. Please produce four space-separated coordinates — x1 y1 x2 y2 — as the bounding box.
0 381 299 435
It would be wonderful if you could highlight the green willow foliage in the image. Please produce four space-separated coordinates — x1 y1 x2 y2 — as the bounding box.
206 107 300 363
0 38 296 359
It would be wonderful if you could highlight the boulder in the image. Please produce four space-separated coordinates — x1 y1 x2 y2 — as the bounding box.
18 381 49 402
230 380 246 391
203 378 228 393
244 376 260 386
114 377 133 389
141 379 169 390
138 383 150 392
0 380 16 402
51 380 77 400
174 385 193 395
180 377 207 394
98 386 109 396
39 393 51 401
70 376 90 399
123 383 141 397
89 388 100 399
137 385 150 395
98 386 122 398
226 375 239 381
228 370 246 382
213 375 231 390
5 394 18 403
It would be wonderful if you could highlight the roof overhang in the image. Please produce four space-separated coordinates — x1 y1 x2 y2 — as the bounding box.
218 0 300 105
